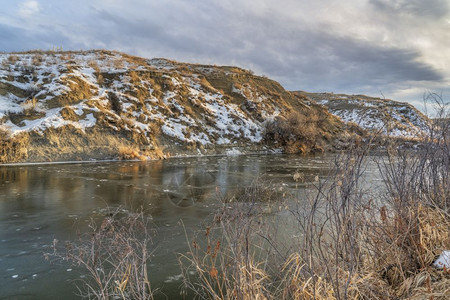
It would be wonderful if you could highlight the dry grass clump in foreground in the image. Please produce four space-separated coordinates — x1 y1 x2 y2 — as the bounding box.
181 97 449 299
179 182 278 300
46 209 156 300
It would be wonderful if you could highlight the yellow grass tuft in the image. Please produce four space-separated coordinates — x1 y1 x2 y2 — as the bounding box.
117 146 148 161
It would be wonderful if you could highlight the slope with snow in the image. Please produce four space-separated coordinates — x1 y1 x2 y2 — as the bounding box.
0 50 336 162
0 51 431 163
299 92 431 138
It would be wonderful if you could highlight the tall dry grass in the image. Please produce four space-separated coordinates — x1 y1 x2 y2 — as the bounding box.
182 96 450 299
264 111 325 153
46 95 449 299
46 209 156 300
0 127 29 163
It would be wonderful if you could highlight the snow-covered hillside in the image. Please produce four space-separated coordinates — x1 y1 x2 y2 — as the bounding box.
0 50 432 163
0 52 264 144
299 92 431 138
0 50 339 162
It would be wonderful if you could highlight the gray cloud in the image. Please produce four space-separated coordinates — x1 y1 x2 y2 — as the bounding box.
0 23 74 51
370 0 450 19
0 0 448 108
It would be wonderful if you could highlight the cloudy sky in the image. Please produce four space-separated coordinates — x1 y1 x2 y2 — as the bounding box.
1 0 449 111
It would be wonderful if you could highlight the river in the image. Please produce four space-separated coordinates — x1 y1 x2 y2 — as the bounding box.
0 154 365 299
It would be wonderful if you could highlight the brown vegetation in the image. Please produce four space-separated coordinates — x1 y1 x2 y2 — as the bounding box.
46 97 448 299
0 128 29 163
46 209 156 299
181 99 449 299
118 146 148 161
264 111 326 153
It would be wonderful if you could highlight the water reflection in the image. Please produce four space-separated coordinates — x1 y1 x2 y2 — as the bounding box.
0 154 333 299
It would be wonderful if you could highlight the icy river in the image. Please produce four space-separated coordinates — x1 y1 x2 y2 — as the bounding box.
0 154 368 299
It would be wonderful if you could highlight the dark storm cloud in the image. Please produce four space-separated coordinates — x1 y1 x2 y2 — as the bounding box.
70 3 444 94
265 30 445 91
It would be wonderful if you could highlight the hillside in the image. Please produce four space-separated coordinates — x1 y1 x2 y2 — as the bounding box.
0 50 344 163
296 91 431 138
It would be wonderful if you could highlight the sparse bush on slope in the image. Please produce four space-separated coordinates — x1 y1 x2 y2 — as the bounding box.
0 128 29 163
264 110 326 153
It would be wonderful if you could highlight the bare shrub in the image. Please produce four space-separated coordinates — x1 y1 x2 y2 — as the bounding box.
182 95 449 299
46 209 156 300
264 111 323 153
180 181 283 299
118 146 148 161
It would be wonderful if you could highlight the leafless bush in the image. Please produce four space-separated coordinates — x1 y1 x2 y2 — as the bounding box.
180 180 287 299
46 209 156 300
118 145 148 161
182 95 449 299
286 96 450 299
264 111 324 153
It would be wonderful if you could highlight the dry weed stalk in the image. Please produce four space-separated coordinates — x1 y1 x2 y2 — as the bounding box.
118 146 148 161
180 181 283 299
182 94 449 299
46 209 155 300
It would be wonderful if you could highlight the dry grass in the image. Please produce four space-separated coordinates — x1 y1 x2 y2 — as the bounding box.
118 146 148 161
0 127 29 163
181 98 449 300
129 71 141 84
7 55 19 64
200 76 216 93
46 75 95 108
31 54 43 66
181 159 449 300
264 111 325 153
180 182 278 300
148 122 161 136
46 209 156 300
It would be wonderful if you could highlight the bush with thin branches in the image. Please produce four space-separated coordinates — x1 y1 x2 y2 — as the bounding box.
46 209 156 300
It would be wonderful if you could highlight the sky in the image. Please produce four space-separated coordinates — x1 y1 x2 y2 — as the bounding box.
0 0 449 112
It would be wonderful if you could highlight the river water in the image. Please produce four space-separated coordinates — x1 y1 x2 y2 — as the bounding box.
0 154 366 299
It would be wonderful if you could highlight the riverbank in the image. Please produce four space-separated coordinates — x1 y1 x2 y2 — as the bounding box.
0 50 431 164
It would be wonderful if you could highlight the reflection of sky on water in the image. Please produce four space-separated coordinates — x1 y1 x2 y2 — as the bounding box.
0 154 342 299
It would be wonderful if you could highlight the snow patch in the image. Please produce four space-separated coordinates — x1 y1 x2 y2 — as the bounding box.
226 148 242 156
434 251 450 269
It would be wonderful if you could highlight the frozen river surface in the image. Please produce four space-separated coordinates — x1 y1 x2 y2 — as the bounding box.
0 154 343 299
